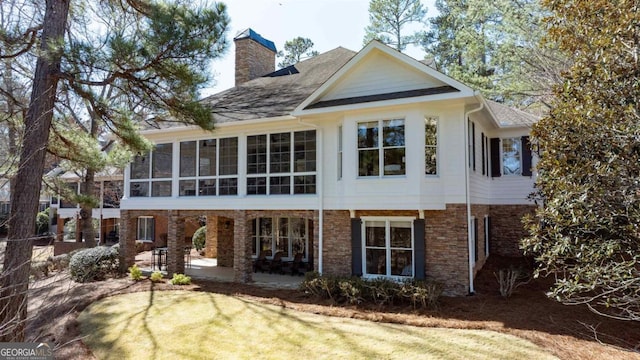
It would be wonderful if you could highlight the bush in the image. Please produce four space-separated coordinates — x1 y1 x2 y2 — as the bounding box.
192 226 206 251
129 264 143 281
170 273 191 285
300 273 442 309
150 271 164 282
36 210 49 235
495 267 530 298
69 246 120 282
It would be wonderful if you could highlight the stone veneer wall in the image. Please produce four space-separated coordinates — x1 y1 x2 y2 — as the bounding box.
205 216 234 267
489 205 537 257
471 205 490 274
321 210 352 276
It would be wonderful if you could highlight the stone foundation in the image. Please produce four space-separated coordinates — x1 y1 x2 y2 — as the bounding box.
489 205 537 257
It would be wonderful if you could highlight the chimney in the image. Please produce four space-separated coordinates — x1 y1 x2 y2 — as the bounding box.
234 29 277 86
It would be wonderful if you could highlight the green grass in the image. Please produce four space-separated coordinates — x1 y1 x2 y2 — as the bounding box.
78 291 558 360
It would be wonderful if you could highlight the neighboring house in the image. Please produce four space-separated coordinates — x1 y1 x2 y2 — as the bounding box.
49 168 123 245
0 179 51 235
119 29 537 295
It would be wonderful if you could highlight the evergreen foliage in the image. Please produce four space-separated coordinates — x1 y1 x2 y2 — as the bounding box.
522 0 640 321
363 0 427 51
277 37 319 68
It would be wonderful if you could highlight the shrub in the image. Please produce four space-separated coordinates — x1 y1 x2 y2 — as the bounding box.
301 273 442 309
170 273 191 285
192 226 206 251
150 271 164 282
30 261 50 279
69 246 120 282
495 267 530 298
129 264 143 281
36 210 50 235
48 254 71 271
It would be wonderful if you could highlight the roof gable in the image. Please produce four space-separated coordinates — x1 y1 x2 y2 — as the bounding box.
294 41 476 114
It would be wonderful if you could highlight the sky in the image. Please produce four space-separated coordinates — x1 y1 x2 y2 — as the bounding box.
203 0 437 96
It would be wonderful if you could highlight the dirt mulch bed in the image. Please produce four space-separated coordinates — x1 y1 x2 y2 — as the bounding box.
26 256 640 360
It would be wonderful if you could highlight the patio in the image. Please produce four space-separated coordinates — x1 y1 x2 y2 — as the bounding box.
134 250 303 289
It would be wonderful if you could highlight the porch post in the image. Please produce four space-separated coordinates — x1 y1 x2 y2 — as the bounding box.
233 210 252 283
167 210 185 276
119 210 137 272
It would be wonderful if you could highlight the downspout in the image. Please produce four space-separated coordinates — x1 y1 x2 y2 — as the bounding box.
464 93 484 295
298 118 324 274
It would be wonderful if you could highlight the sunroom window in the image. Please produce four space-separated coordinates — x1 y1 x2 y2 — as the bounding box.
178 137 238 196
130 143 173 197
362 218 414 278
358 119 405 177
247 130 316 195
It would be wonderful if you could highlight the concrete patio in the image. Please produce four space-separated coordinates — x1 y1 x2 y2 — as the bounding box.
135 251 304 289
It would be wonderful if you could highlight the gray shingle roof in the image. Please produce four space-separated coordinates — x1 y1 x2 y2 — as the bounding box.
486 100 539 128
202 47 356 123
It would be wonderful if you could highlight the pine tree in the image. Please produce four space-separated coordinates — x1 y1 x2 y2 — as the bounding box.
363 0 427 51
0 0 229 341
277 37 319 68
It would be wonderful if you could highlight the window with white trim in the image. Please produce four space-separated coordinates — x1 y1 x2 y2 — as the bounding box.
246 130 316 195
425 116 438 175
137 216 154 242
358 119 405 177
251 217 309 261
502 137 522 175
362 218 414 278
130 143 173 197
178 137 238 196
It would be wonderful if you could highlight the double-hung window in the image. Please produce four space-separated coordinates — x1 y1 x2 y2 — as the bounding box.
137 216 154 242
247 130 316 195
130 143 173 197
502 138 522 175
358 119 405 177
178 137 238 196
362 218 414 278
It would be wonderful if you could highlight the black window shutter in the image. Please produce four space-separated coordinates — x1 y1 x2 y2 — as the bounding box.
490 138 501 177
351 218 362 276
472 122 476 171
413 219 426 280
474 218 478 262
521 136 532 176
481 133 486 175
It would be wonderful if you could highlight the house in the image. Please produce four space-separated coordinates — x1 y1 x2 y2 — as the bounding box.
118 29 537 295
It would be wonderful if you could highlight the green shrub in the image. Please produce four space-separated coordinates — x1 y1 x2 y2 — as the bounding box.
192 226 206 251
69 246 120 282
128 264 143 281
36 210 49 235
301 274 442 309
170 273 191 285
150 271 164 282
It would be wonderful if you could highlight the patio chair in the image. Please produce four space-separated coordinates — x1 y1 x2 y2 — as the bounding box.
283 253 306 276
253 250 272 273
269 251 285 274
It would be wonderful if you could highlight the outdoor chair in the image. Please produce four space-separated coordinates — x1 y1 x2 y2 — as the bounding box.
253 250 272 273
269 251 285 274
282 252 307 276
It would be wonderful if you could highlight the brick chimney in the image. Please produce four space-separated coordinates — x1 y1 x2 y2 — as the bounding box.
234 29 277 86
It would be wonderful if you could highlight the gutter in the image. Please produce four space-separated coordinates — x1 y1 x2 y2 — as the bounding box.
463 92 484 295
297 118 324 275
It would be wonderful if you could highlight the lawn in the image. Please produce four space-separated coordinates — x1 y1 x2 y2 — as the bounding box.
78 290 557 360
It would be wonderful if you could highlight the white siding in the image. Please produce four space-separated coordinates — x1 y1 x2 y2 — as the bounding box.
320 51 447 102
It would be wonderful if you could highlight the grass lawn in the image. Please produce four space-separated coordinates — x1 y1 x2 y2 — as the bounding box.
79 290 557 360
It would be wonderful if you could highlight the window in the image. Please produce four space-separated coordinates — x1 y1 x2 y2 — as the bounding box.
0 202 10 215
424 117 438 175
178 137 238 196
103 181 123 208
358 119 405 177
251 217 310 261
502 138 522 175
338 125 343 180
468 120 476 170
130 143 173 197
362 218 413 278
137 216 154 241
247 130 316 195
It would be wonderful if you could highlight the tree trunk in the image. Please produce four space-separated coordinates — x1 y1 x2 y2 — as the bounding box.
0 0 70 342
80 168 97 247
